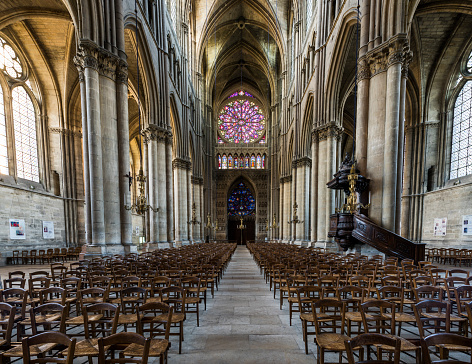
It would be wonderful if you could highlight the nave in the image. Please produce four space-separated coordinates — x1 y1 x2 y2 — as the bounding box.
169 246 312 364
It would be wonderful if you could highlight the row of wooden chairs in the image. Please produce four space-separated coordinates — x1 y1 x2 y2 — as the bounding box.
248 242 472 363
0 242 237 361
426 247 472 267
9 247 81 265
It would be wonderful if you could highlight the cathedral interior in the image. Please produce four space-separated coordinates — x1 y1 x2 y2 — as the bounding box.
1 1 472 363
0 0 471 257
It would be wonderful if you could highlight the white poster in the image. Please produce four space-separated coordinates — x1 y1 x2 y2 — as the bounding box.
434 217 447 237
9 218 26 239
463 215 472 236
42 221 54 239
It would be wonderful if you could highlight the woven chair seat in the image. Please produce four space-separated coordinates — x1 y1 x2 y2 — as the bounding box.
20 313 62 325
345 312 363 322
66 313 103 325
316 333 351 351
377 334 418 351
299 313 315 322
3 343 56 357
118 313 142 325
146 297 162 303
422 312 467 322
155 312 185 323
185 297 200 304
123 339 170 357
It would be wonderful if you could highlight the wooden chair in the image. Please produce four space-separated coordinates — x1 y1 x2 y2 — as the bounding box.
297 285 323 354
137 302 173 364
414 286 445 303
0 303 16 349
29 302 67 335
98 332 151 364
339 285 367 336
377 286 416 336
1 288 28 340
71 302 120 361
3 277 26 289
161 286 186 354
421 333 472 364
11 250 20 265
181 276 201 327
361 300 420 363
22 331 76 364
313 298 350 364
345 333 401 364
119 287 147 331
414 300 451 338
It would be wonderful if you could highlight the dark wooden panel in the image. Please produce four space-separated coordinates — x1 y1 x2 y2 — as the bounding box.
352 214 426 263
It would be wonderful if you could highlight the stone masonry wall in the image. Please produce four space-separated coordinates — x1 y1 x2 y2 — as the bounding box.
421 182 472 248
0 185 66 258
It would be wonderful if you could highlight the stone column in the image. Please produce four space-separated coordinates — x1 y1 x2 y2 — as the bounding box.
279 181 285 241
401 126 414 238
144 131 159 243
76 69 92 245
310 131 319 243
173 158 189 245
381 47 403 231
75 44 105 247
157 135 168 243
356 59 371 175
165 136 174 243
99 53 121 248
116 62 132 248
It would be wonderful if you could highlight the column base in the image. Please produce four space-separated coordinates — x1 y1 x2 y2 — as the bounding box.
84 244 132 258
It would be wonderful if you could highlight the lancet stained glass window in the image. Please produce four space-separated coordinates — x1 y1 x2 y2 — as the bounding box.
0 86 8 174
218 99 265 143
450 80 472 179
12 86 39 182
227 181 256 216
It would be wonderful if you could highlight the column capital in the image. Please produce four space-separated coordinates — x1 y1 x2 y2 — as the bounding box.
142 124 172 143
280 175 292 184
292 156 312 168
172 157 191 170
314 123 343 141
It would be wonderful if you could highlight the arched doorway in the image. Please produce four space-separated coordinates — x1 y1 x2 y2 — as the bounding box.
227 180 256 245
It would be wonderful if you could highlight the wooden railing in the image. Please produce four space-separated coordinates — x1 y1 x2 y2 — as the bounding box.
351 214 426 263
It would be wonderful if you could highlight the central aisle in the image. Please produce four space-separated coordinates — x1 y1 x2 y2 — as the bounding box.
169 246 314 364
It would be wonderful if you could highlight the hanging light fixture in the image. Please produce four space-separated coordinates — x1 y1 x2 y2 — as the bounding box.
124 0 158 215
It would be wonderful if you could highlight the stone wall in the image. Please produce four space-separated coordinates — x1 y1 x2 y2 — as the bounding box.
421 181 472 248
0 184 67 262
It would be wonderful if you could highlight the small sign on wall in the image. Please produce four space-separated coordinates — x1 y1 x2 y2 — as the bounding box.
434 218 447 237
463 215 472 236
42 221 54 239
9 219 26 239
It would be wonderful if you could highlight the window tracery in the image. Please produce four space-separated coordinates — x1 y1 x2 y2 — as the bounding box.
217 99 265 143
450 50 472 180
0 36 39 182
217 153 266 170
227 181 256 217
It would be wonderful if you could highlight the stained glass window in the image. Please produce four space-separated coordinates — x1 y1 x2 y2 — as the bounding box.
0 86 8 174
234 156 238 169
12 86 39 182
259 134 266 144
228 90 253 99
222 155 227 169
245 155 249 168
218 99 265 143
218 154 221 169
250 155 255 169
0 37 23 79
256 154 262 169
228 155 233 168
170 0 176 31
450 80 472 179
262 154 266 168
227 181 256 216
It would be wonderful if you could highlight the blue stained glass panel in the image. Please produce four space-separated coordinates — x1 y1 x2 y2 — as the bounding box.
227 181 256 216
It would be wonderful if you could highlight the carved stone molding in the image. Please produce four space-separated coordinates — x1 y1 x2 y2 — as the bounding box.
48 127 82 138
280 175 292 184
314 123 343 141
172 158 191 170
116 61 128 85
292 157 312 169
191 176 204 185
358 35 413 80
142 124 172 143
425 121 440 129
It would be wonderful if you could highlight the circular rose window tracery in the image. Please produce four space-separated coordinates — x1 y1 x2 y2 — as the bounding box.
218 99 265 143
